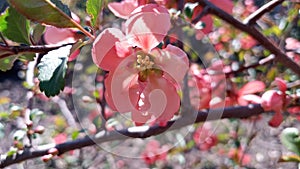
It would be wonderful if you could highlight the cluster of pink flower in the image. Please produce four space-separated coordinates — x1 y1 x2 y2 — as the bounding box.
193 124 218 151
189 57 296 127
141 140 169 165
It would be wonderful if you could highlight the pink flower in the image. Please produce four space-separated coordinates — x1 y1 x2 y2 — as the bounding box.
237 80 265 106
261 78 287 127
240 35 257 50
189 65 212 110
285 37 300 50
285 37 300 64
108 0 167 19
92 4 189 126
193 124 218 151
53 133 67 144
43 13 81 61
288 106 300 121
141 140 169 165
44 13 80 45
108 0 140 19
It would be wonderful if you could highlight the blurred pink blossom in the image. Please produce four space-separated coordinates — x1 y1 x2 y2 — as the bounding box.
261 78 287 127
141 140 169 165
193 124 218 151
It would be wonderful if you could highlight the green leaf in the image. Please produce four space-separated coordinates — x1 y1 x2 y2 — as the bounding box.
0 52 35 72
263 26 282 37
71 130 80 140
184 3 198 19
280 128 300 156
30 24 45 45
19 53 35 61
6 147 17 156
2 7 30 44
0 8 8 31
0 112 9 119
37 45 71 97
7 0 77 28
0 55 18 71
86 0 104 27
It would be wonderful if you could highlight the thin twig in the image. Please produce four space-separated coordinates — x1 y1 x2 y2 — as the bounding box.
243 0 285 25
177 0 185 12
0 32 8 46
196 0 300 77
52 96 77 128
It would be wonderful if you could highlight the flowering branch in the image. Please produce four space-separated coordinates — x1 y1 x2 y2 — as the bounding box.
196 0 300 77
0 104 265 168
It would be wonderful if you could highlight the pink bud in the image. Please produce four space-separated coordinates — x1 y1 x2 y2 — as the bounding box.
41 154 53 162
48 148 59 156
34 125 45 134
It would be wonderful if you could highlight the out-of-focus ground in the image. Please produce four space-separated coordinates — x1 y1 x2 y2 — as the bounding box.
0 66 299 169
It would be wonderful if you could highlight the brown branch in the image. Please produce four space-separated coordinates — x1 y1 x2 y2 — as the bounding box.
243 0 285 25
0 33 8 46
0 43 73 59
196 0 300 77
0 104 264 168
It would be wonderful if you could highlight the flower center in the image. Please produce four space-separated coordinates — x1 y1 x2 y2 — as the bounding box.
134 53 162 82
136 54 155 71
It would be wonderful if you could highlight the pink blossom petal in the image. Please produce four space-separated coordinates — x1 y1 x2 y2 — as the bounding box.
192 6 213 39
261 90 283 111
104 57 141 112
44 26 76 45
238 94 261 106
131 109 152 126
141 140 168 164
195 15 213 39
71 13 81 23
274 78 287 93
68 49 80 61
268 110 284 127
151 44 189 83
139 76 180 125
238 80 265 96
240 35 257 50
92 28 131 71
44 13 80 45
125 4 170 51
108 0 139 19
285 37 300 50
210 0 234 14
130 3 169 15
